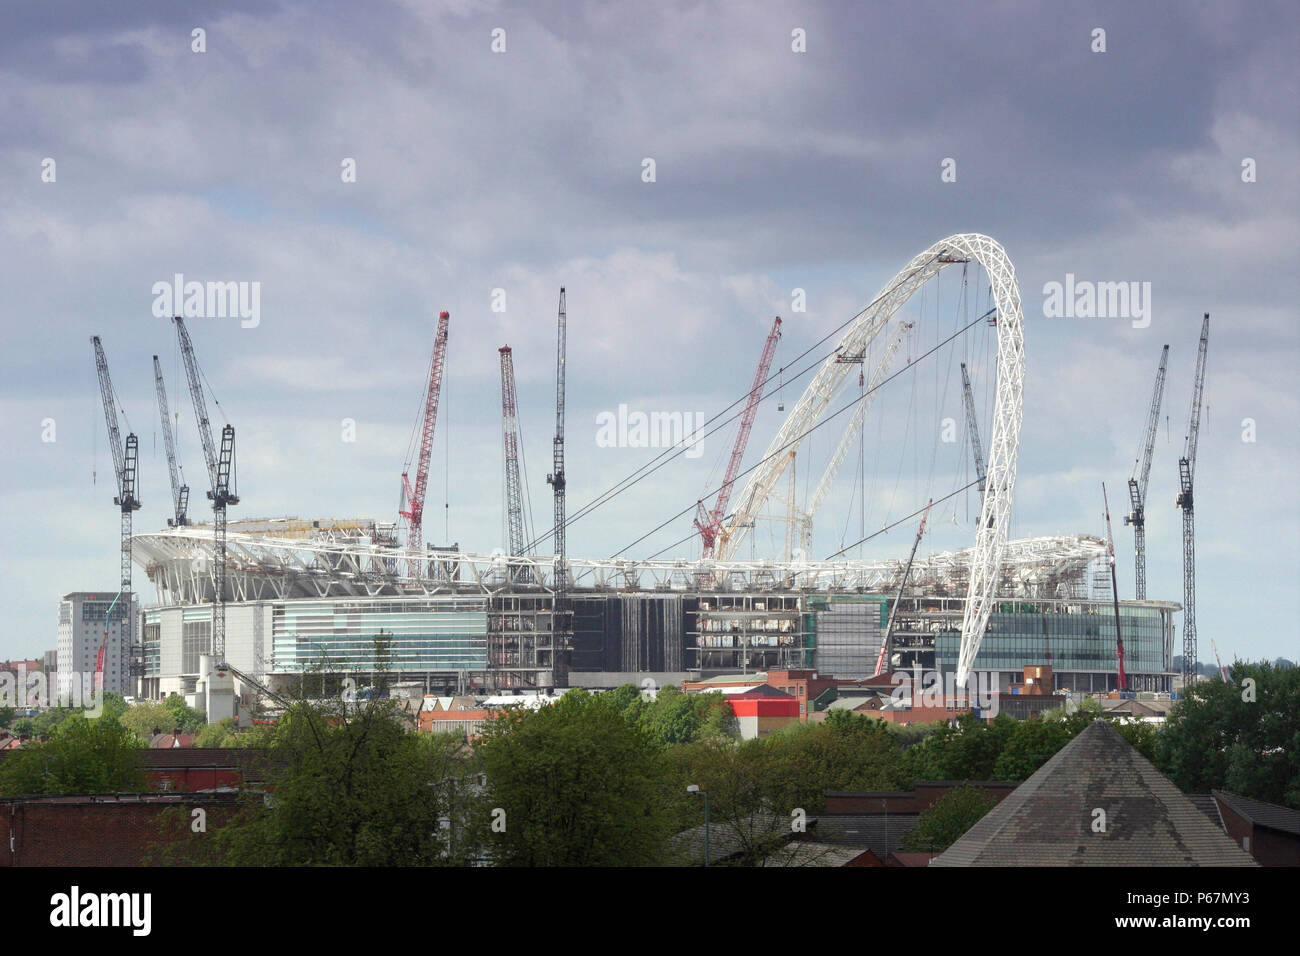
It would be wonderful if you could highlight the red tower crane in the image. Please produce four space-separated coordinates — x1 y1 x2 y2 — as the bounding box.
400 311 450 563
695 316 782 557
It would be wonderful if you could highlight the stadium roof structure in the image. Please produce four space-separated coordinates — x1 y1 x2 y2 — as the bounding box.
931 721 1258 867
133 521 1122 606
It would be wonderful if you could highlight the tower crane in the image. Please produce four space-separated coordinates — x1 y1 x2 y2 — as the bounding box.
695 316 781 557
546 288 570 686
875 499 932 677
153 355 189 527
91 336 142 688
1176 314 1210 687
173 316 239 663
1102 482 1128 692
1124 345 1169 600
960 362 986 501
499 345 530 580
399 311 450 569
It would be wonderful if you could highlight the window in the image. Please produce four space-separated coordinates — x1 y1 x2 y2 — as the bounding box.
182 619 212 674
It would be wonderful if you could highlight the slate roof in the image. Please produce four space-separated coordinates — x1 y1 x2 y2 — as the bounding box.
1213 790 1300 837
669 813 810 865
1185 794 1226 830
758 843 878 867
815 814 919 857
931 720 1258 866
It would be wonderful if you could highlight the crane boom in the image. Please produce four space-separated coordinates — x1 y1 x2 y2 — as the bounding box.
91 336 142 690
802 321 912 545
696 316 782 557
1102 483 1128 691
173 317 219 492
874 499 932 677
960 362 987 498
400 311 450 557
1125 344 1169 600
499 345 527 558
153 355 189 527
1176 314 1210 687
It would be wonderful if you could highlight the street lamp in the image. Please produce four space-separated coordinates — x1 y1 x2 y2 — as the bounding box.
687 785 710 867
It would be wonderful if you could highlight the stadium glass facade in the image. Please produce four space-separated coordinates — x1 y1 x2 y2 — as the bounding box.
935 602 1173 692
269 598 488 674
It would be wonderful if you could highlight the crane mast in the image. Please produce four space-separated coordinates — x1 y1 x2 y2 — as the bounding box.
153 355 189 527
91 336 142 689
1125 344 1169 600
960 362 987 499
875 499 932 677
499 345 528 561
1102 482 1128 691
696 316 782 557
173 316 239 663
546 288 570 687
400 311 450 566
1176 314 1209 688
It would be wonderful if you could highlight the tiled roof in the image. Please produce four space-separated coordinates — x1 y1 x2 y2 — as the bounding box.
1213 790 1300 838
759 843 877 867
932 721 1257 866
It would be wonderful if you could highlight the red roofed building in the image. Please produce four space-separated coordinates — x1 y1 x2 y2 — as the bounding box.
418 708 493 738
726 686 800 739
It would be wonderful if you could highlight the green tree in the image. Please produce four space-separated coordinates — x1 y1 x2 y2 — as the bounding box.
993 717 1073 780
0 705 14 730
162 694 204 734
0 715 146 795
761 712 910 812
473 690 675 866
902 713 1016 781
194 718 238 748
900 785 997 853
180 699 469 865
121 701 175 738
1156 661 1300 808
99 692 129 721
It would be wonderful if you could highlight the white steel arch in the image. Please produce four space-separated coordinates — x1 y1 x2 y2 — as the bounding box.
798 319 914 550
717 233 1024 688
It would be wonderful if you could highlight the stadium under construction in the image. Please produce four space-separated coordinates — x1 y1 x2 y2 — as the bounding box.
95 233 1199 717
132 520 1179 700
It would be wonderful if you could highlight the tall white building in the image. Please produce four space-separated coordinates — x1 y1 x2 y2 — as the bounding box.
57 591 137 700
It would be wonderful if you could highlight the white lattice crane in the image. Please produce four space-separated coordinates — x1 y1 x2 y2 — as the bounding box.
960 362 987 502
798 320 912 550
91 336 142 685
153 355 189 528
1176 314 1209 686
1124 345 1169 600
173 316 239 662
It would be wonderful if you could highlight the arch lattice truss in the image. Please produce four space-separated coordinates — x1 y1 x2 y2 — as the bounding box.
717 233 1025 687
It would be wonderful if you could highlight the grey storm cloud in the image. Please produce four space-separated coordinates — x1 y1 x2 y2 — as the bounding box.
0 0 1296 662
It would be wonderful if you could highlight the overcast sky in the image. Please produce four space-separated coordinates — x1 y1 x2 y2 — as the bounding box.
2 0 1296 665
